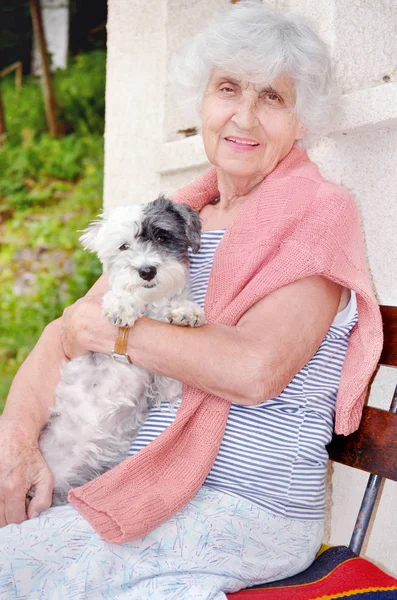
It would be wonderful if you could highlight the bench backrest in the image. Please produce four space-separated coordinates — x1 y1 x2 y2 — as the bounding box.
327 305 397 480
326 305 397 554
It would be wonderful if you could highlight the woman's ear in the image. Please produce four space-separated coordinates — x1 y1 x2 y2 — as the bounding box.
295 121 307 141
79 215 106 253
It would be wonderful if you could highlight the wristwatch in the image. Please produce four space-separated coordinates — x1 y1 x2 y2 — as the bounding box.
111 326 132 364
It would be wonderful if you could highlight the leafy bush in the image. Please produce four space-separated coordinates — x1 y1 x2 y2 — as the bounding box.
55 51 106 135
1 77 46 142
1 50 106 142
0 135 104 212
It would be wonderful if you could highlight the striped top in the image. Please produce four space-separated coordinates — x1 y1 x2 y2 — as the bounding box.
129 230 358 520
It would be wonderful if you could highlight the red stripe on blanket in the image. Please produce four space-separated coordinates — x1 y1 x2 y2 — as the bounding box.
227 558 397 599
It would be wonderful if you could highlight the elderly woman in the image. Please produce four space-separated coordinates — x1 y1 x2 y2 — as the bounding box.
0 2 382 599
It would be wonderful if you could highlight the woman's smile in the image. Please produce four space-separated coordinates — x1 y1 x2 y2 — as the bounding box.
223 136 260 152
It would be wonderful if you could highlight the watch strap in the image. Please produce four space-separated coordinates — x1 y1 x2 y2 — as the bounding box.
112 326 132 364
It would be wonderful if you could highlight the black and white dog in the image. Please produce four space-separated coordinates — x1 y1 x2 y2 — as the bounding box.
37 197 205 505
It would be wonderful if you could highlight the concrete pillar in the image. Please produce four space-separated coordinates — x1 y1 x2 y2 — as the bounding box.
103 0 167 208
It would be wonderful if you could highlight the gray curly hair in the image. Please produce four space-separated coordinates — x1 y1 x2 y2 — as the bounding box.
171 1 337 146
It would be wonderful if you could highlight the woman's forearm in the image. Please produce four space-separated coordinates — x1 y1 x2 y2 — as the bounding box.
59 276 341 407
3 318 67 437
127 318 268 405
124 277 342 405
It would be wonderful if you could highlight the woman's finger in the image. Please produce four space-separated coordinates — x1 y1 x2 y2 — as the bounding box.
26 469 54 520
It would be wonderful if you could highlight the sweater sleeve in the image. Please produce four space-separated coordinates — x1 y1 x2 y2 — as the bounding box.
295 184 383 434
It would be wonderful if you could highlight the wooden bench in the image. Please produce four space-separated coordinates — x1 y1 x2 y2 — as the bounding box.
228 305 397 598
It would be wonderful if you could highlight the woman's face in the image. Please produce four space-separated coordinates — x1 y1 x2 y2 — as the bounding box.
201 69 306 184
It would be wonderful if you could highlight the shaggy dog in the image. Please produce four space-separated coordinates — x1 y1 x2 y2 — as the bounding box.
36 197 205 505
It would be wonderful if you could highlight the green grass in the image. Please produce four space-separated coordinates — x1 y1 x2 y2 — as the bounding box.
0 52 106 411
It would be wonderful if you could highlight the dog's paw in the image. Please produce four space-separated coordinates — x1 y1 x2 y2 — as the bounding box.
102 291 140 327
167 300 206 327
152 375 182 407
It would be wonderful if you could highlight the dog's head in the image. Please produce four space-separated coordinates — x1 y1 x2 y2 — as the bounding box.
80 196 201 299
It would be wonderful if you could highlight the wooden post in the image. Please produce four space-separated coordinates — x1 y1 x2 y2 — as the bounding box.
0 86 6 143
29 0 58 137
15 62 23 90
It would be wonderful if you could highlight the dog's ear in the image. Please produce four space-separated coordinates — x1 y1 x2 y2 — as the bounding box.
174 204 202 253
79 215 106 253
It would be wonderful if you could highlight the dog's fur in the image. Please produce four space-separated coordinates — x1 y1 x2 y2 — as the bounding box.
37 197 205 505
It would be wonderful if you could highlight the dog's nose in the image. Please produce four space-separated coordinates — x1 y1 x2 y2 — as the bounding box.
138 266 157 281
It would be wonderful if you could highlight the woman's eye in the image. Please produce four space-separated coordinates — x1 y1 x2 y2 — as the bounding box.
119 243 129 251
264 92 281 103
220 85 235 94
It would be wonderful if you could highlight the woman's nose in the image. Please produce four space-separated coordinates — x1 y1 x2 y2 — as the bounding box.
231 97 259 130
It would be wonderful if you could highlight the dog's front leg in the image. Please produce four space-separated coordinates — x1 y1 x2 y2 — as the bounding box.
102 289 146 327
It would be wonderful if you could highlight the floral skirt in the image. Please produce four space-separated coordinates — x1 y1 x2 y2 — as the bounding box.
0 486 323 600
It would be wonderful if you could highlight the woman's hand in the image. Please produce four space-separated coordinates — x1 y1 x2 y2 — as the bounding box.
60 294 117 359
0 417 53 526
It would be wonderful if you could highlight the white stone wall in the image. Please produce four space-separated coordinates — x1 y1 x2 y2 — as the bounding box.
32 0 69 74
104 0 397 575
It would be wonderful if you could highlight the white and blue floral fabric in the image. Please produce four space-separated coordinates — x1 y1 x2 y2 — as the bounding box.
0 487 323 599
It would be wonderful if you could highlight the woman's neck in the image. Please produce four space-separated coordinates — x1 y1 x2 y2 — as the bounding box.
216 168 265 210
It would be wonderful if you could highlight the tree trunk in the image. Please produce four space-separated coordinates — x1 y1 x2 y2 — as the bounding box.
29 0 58 137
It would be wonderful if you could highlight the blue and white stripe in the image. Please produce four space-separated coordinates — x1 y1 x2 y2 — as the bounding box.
188 228 226 307
129 230 358 521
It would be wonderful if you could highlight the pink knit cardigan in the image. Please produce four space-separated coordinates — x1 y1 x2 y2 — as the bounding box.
69 145 383 543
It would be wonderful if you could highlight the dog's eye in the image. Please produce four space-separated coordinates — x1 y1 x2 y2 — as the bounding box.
153 229 171 244
119 243 129 251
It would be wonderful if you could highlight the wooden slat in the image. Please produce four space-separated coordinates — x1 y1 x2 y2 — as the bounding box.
0 61 23 89
327 405 397 480
380 305 397 366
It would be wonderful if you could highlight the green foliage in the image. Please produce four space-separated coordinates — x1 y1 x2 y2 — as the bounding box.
1 77 46 143
0 52 107 411
0 135 104 213
1 50 106 142
55 51 106 135
0 151 104 408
